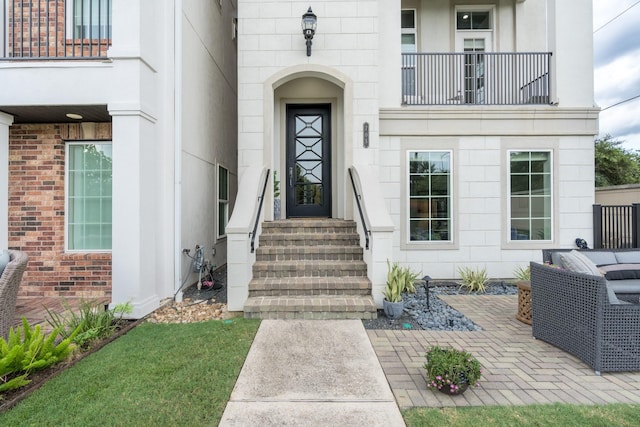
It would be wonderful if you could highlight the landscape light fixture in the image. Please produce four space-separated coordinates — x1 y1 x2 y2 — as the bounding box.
301 7 317 57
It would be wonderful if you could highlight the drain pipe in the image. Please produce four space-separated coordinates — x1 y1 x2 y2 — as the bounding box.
174 0 184 302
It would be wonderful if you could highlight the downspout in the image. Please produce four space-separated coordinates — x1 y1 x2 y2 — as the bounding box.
174 0 184 302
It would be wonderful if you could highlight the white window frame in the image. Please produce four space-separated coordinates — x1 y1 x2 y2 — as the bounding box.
455 5 494 32
401 8 417 53
401 8 418 100
66 0 112 40
217 164 229 239
65 141 113 252
507 150 553 243
406 150 453 244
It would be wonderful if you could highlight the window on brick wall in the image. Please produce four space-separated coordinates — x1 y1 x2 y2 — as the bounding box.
508 151 552 241
218 164 229 239
67 0 112 39
66 142 113 251
407 150 452 242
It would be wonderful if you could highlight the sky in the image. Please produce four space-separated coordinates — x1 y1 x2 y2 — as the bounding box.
593 0 640 150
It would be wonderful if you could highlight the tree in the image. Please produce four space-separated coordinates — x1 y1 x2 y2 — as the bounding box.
594 135 640 187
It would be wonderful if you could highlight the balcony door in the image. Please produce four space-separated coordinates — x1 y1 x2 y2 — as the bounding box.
455 9 493 104
286 104 332 218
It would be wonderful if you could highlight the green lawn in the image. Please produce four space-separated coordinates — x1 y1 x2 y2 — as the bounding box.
403 404 640 426
2 318 640 427
0 319 260 426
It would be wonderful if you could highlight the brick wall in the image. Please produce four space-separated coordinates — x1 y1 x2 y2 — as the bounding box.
6 0 110 58
8 123 113 299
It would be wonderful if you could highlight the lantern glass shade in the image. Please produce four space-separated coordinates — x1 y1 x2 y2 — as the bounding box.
302 7 317 34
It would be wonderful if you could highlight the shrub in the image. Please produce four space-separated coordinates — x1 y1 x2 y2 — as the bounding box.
46 300 132 349
383 260 420 302
513 265 531 281
424 345 482 393
457 266 488 293
0 318 77 394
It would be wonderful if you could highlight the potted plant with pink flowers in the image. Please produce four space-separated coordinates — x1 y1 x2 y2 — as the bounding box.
424 345 482 395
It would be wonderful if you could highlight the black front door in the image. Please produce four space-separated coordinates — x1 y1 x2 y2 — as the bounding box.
286 104 332 218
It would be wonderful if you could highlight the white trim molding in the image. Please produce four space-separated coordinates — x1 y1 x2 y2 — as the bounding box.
0 112 14 248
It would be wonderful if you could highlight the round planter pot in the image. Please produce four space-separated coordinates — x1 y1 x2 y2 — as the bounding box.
438 381 469 396
383 299 404 320
436 373 470 395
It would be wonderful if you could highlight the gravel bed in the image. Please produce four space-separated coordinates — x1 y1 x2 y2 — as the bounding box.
362 282 518 332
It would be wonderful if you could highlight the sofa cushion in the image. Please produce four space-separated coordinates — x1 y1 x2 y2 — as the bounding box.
0 249 9 278
605 280 630 305
581 251 618 266
615 252 640 264
598 263 640 280
559 250 602 276
551 252 564 266
606 279 640 294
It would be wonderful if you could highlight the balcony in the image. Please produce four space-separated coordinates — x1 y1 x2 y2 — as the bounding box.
402 52 552 106
1 0 111 60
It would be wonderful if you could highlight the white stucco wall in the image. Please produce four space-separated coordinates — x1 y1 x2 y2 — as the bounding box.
232 0 598 310
180 0 238 292
378 108 597 279
238 0 380 178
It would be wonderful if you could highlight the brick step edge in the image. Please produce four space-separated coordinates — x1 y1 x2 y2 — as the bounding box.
248 277 372 297
262 220 357 232
245 311 377 320
258 234 360 245
256 246 363 261
243 296 377 319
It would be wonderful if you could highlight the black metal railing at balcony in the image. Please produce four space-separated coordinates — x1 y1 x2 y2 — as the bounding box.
1 0 111 60
401 52 552 106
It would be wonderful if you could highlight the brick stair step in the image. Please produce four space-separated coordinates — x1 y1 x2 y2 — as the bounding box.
252 260 367 278
259 233 360 247
261 219 357 234
248 277 372 297
243 295 377 320
255 245 363 262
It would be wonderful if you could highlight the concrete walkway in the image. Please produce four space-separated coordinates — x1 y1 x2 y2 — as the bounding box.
219 319 405 426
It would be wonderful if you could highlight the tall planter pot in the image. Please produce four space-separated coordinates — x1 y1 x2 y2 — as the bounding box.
383 299 404 320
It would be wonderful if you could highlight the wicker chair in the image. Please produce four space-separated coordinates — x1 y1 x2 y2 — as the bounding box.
0 250 29 340
530 261 640 375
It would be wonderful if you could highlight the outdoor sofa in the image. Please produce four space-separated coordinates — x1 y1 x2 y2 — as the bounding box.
0 250 29 339
530 253 640 375
543 248 640 296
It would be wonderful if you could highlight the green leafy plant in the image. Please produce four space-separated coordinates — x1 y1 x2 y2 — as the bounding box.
0 318 77 394
424 345 482 394
383 260 420 302
457 266 488 293
46 300 132 349
513 265 531 281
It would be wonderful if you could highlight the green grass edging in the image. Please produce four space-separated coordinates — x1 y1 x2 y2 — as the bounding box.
0 319 260 426
403 403 640 426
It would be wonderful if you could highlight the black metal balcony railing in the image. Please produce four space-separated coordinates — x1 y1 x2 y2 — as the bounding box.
402 52 552 106
1 0 111 60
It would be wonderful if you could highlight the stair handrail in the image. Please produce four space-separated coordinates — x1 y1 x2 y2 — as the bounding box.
348 167 371 250
250 168 270 253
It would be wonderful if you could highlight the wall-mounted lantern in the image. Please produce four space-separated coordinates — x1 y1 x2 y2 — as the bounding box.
301 7 317 57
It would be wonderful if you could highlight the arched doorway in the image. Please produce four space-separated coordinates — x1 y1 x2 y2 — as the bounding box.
268 67 352 220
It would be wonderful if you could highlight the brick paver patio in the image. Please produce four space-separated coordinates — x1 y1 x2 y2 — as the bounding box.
368 294 640 408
